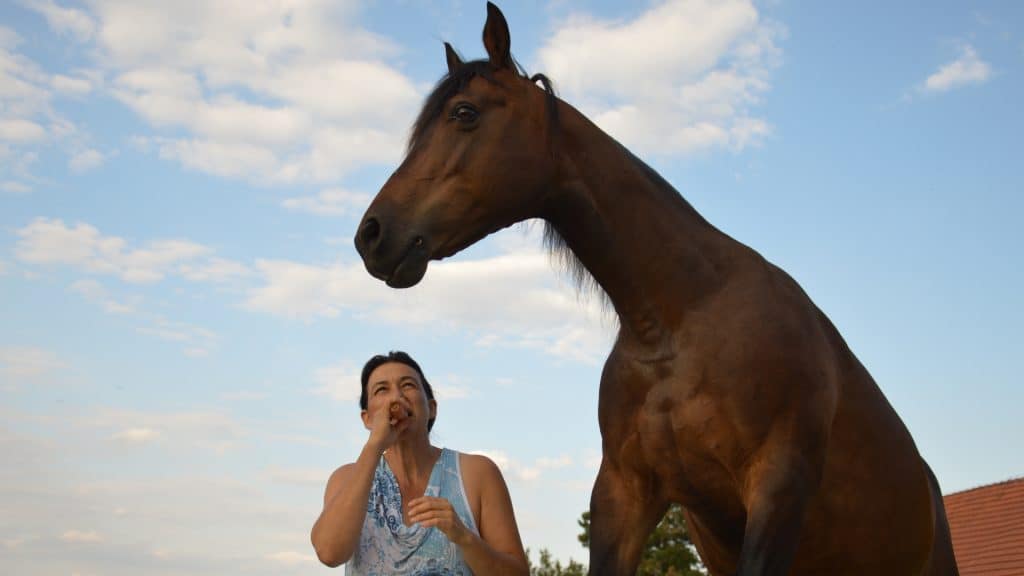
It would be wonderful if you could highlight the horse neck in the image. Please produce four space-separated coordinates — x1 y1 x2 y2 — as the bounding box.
541 102 736 341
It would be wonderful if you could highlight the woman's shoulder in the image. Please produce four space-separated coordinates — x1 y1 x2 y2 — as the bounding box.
322 461 360 501
455 451 506 486
330 461 358 481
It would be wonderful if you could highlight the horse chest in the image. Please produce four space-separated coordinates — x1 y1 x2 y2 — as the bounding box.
639 387 740 502
604 352 741 510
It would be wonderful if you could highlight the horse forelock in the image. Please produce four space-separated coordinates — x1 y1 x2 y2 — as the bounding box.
408 59 496 153
407 54 560 153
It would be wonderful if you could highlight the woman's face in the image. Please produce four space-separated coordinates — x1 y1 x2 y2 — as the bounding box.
362 362 436 433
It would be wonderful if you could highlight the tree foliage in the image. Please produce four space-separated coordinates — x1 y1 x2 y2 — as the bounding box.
530 504 705 576
527 548 587 576
577 502 704 573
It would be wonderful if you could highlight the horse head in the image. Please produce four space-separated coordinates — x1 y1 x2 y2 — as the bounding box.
355 2 557 288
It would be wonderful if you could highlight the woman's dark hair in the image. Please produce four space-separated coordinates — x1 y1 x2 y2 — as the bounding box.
360 351 436 431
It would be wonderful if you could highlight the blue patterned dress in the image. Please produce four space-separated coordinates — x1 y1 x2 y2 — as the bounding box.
346 448 479 575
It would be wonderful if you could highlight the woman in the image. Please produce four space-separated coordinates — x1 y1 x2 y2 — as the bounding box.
311 351 529 575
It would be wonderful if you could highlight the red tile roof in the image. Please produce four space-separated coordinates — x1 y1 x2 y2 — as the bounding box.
944 477 1024 576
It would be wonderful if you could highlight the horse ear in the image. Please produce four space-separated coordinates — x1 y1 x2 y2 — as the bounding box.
482 2 512 70
444 42 464 75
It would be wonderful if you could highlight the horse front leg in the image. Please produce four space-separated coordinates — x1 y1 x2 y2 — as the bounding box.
588 457 667 576
735 449 820 576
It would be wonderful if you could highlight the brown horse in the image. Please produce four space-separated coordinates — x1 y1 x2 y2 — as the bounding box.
354 3 959 575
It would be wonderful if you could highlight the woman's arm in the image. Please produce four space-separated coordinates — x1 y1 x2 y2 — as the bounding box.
311 403 407 567
408 454 529 575
310 443 381 567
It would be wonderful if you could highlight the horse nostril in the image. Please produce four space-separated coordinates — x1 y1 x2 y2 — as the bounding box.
359 217 382 249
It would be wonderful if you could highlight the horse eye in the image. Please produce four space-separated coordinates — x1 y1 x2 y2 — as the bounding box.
450 103 479 124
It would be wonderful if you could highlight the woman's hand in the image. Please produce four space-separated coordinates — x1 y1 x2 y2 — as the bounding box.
366 400 413 453
407 496 473 546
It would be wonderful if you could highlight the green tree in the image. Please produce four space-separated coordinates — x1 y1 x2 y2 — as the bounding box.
527 548 587 576
577 504 705 576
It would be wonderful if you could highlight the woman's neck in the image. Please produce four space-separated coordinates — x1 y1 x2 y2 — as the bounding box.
385 436 441 489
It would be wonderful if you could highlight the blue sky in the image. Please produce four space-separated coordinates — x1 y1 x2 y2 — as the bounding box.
1 0 1022 573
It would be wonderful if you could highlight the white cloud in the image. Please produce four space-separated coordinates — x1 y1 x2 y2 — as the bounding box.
433 383 471 400
135 316 218 357
156 137 283 181
469 449 577 482
0 424 327 576
471 448 544 479
924 45 992 92
110 427 160 444
177 257 251 283
220 390 269 402
299 126 407 182
1 180 31 193
0 143 42 187
61 530 103 543
68 278 104 298
265 550 317 566
282 187 372 217
536 455 574 470
16 218 208 283
0 30 50 110
51 72 95 95
69 147 104 171
110 72 310 145
537 0 782 156
312 361 362 402
269 433 330 448
22 0 96 41
73 0 419 184
69 279 218 355
68 278 137 314
0 24 95 189
245 244 613 363
15 218 247 285
424 373 471 401
88 408 246 454
265 467 328 486
3 536 34 549
583 450 603 470
0 346 64 386
103 300 135 315
0 118 47 142
0 25 19 49
244 260 353 320
16 219 243 354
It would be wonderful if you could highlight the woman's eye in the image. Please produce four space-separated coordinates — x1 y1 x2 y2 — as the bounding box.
402 381 416 388
450 103 479 124
373 387 386 395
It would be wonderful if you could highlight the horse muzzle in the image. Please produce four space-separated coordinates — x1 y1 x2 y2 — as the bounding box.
354 215 430 289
